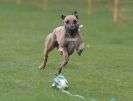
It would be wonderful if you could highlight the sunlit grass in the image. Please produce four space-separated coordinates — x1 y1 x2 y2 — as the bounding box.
0 0 133 101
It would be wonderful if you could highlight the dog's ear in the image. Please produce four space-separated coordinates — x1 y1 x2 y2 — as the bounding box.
61 14 66 20
72 10 78 19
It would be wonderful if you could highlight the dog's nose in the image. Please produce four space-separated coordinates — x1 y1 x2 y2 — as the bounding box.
70 24 75 30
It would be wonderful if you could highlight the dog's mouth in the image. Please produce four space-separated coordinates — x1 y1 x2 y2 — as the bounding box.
65 24 79 37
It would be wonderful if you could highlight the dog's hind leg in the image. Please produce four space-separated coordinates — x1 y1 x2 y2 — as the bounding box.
38 33 56 69
38 49 49 69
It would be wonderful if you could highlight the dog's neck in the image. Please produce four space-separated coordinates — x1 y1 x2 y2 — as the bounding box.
65 31 76 38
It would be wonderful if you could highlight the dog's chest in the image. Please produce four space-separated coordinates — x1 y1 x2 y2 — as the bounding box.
65 38 75 55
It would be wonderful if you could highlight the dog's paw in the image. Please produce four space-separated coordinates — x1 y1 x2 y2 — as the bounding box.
77 49 83 56
38 64 45 70
59 50 63 55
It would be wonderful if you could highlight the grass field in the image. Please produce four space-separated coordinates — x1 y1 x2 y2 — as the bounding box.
0 0 133 101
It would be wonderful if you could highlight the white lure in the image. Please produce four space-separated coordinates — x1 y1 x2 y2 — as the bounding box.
51 74 68 90
51 74 85 100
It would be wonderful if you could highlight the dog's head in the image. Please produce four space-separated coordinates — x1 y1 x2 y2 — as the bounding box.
61 11 79 37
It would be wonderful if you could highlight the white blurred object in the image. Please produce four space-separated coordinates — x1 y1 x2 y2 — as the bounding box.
51 74 85 100
86 44 90 48
78 25 83 32
51 74 68 90
79 25 83 28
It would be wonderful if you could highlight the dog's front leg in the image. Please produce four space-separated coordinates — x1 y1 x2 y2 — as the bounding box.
75 33 84 56
77 42 84 56
58 47 69 74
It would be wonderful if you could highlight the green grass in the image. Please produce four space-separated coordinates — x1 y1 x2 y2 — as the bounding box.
0 0 133 101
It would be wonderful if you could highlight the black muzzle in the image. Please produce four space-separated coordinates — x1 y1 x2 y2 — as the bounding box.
65 24 79 37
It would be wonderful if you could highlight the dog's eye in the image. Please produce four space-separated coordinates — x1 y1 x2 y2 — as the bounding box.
73 20 77 24
65 20 69 24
